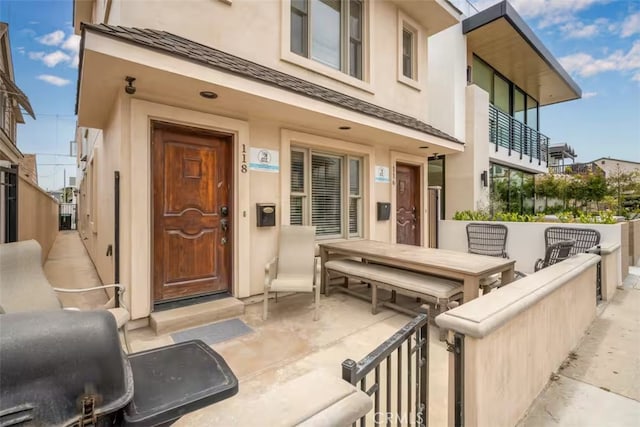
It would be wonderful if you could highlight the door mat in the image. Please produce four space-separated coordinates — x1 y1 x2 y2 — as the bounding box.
171 318 253 346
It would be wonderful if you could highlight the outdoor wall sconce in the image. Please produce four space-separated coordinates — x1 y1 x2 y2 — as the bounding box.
480 170 488 187
124 76 136 95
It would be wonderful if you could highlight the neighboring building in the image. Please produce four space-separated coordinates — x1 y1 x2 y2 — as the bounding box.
73 0 580 320
589 157 640 177
0 22 35 243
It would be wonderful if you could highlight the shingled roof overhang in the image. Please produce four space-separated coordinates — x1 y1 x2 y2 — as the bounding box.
78 23 462 145
463 1 581 106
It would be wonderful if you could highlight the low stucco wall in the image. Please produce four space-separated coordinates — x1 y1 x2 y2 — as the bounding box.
630 219 640 267
436 253 600 427
620 221 629 278
18 176 59 263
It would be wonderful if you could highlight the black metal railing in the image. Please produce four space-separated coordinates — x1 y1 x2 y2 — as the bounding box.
548 162 604 175
489 104 549 165
342 309 430 427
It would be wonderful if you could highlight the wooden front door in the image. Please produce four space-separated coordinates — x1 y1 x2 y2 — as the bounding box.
396 163 421 246
152 123 232 303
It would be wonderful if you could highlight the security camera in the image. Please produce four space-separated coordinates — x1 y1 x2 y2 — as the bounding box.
124 76 136 95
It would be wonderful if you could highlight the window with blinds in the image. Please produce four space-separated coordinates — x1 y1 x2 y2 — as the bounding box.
290 147 362 239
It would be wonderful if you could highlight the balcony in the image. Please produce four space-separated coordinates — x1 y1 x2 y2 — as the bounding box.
549 162 605 176
489 104 549 165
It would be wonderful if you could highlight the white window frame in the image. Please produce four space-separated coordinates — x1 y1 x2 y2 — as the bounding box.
281 0 373 93
397 11 423 91
290 146 363 240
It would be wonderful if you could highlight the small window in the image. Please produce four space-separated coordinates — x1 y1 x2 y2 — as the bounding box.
290 147 363 238
402 27 414 79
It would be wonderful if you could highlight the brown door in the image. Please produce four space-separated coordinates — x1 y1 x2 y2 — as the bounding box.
396 163 421 246
152 123 232 303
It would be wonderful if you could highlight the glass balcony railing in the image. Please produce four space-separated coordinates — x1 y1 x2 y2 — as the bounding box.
448 0 480 17
489 104 549 165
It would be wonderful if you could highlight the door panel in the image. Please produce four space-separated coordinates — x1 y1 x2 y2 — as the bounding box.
396 164 421 246
153 124 231 303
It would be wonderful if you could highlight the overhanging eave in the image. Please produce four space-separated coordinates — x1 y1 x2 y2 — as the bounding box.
463 1 581 106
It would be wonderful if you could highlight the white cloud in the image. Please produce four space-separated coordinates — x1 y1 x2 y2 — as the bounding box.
61 35 80 54
473 0 606 28
559 40 640 82
61 35 81 68
37 74 71 87
41 50 72 67
582 91 598 99
28 51 45 60
621 12 640 38
561 21 600 39
16 47 26 55
37 30 65 46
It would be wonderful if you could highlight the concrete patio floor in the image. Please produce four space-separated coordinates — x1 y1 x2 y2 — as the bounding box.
41 231 640 426
43 231 450 426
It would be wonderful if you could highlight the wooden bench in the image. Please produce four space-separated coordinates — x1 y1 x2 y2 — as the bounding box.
324 259 463 317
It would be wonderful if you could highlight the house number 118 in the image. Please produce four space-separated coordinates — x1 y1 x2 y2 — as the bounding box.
241 144 248 173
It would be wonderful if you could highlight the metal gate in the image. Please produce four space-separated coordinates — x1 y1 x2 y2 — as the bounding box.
0 165 18 242
59 203 77 230
342 308 430 426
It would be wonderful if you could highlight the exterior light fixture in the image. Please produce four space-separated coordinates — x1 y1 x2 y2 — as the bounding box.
200 91 218 99
124 76 136 95
480 170 488 187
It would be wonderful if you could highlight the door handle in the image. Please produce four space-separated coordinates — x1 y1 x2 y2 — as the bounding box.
221 219 229 232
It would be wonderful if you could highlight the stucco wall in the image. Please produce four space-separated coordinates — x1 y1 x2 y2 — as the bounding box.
77 98 125 287
630 219 640 266
77 94 438 320
18 176 59 262
444 85 490 218
620 221 629 278
437 254 599 427
99 0 458 138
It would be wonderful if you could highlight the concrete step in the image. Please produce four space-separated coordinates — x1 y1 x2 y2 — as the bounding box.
150 297 245 335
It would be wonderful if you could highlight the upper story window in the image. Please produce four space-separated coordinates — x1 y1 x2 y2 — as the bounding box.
472 55 539 130
290 0 364 79
290 147 363 239
402 27 415 79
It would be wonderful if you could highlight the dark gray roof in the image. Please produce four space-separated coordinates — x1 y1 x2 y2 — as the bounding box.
462 1 581 99
81 24 462 145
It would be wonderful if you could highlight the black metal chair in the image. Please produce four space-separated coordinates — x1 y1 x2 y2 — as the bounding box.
466 223 509 258
534 227 601 271
534 240 576 271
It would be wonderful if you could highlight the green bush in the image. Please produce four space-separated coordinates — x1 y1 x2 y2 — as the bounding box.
452 210 617 224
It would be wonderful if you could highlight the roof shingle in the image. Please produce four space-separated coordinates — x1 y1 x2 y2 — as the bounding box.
82 23 462 145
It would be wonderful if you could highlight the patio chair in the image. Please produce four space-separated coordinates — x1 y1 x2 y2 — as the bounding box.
466 223 508 292
534 227 601 271
534 240 575 271
0 239 131 351
263 225 319 321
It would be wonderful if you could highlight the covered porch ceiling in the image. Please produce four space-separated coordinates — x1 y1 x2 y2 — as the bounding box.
77 28 464 157
463 1 581 106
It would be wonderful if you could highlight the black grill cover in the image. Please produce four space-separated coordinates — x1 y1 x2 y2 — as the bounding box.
0 310 134 426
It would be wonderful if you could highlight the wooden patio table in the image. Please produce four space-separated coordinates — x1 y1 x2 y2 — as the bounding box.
319 240 516 303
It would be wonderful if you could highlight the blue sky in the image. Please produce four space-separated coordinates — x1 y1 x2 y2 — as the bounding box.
1 0 639 191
